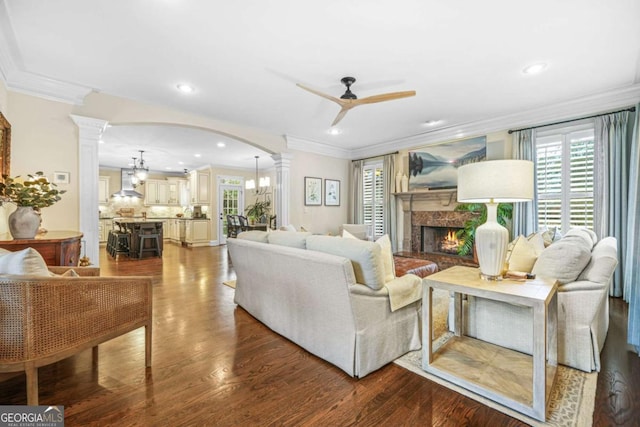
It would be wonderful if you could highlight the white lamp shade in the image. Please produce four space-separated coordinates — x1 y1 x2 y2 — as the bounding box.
259 176 270 187
457 160 534 203
245 179 256 190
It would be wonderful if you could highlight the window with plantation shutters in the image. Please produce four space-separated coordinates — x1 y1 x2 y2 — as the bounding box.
363 162 384 239
535 125 594 233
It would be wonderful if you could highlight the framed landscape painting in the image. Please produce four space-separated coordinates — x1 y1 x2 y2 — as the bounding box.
304 176 322 205
324 179 340 206
408 136 486 190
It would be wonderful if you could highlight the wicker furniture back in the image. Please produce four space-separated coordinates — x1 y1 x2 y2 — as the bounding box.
0 267 152 404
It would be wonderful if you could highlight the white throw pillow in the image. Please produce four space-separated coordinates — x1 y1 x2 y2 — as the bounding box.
342 229 357 239
375 234 395 282
267 231 311 249
526 232 546 257
0 247 50 276
279 224 297 232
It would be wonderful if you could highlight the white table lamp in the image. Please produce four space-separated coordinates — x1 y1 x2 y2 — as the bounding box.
457 160 534 280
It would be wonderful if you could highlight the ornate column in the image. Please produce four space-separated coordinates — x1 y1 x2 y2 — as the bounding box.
271 153 293 228
71 115 108 267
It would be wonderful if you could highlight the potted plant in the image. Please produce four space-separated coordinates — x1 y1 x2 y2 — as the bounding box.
454 202 513 257
0 171 66 239
245 198 271 224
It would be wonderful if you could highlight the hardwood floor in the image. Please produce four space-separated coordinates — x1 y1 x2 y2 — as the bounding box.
0 242 638 426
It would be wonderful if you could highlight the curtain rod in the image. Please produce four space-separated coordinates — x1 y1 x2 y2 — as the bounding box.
352 151 399 162
508 106 636 134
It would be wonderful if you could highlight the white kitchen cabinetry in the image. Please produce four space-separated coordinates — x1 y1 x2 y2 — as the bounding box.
167 219 186 242
98 176 111 204
144 179 171 205
189 170 210 205
184 219 210 247
98 219 112 242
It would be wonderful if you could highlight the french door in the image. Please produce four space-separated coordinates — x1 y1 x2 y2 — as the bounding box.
217 177 244 244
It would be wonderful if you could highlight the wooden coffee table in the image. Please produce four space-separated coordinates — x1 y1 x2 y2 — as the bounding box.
422 265 558 421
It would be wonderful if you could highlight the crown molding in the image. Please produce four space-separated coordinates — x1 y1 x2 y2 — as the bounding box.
286 135 352 159
352 84 640 158
0 2 92 105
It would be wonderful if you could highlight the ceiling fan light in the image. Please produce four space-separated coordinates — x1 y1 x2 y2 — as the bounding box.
259 177 270 188
245 179 256 190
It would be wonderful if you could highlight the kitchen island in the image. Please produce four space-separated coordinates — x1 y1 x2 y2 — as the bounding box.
114 220 163 258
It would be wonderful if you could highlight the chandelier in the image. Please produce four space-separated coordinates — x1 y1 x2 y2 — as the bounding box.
129 150 149 187
245 155 270 195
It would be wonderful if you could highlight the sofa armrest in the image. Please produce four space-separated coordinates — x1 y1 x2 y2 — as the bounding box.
48 266 101 276
349 283 389 297
558 279 607 293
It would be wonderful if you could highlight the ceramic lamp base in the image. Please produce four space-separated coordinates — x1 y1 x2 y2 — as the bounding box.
475 203 508 279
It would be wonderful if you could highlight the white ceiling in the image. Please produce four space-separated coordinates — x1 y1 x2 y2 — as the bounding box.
1 0 639 169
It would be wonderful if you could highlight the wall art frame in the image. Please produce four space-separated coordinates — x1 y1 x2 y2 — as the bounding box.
324 179 340 206
304 176 322 206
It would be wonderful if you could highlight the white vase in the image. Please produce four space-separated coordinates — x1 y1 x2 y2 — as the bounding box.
8 206 41 239
395 172 403 193
401 174 409 193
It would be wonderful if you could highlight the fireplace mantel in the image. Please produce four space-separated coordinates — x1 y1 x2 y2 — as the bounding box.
393 190 457 206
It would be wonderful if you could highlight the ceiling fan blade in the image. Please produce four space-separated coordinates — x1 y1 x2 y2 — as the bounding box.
331 107 351 126
296 83 344 105
355 90 416 105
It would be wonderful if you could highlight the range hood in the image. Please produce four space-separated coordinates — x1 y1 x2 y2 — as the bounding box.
111 169 144 198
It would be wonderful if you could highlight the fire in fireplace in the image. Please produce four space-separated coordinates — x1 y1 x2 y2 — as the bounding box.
421 226 467 256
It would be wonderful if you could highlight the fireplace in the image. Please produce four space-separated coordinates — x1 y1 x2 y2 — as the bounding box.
421 226 464 255
401 210 479 270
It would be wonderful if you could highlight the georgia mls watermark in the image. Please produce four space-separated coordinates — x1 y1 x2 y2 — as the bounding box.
0 406 64 427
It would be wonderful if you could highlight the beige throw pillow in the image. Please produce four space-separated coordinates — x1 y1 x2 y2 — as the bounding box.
0 247 50 276
375 234 395 283
506 235 538 273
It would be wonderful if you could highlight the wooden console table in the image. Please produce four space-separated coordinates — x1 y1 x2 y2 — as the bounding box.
423 266 558 421
0 230 83 266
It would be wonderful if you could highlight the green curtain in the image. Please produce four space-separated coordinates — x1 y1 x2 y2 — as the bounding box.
595 111 630 297
349 160 364 224
383 154 397 251
511 129 538 236
626 104 640 352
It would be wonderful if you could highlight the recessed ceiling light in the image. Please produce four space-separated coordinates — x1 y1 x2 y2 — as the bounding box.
455 132 465 138
328 128 342 135
424 120 443 127
217 142 226 147
176 83 195 93
165 166 172 170
194 153 201 158
98 139 105 144
522 63 548 75
178 161 184 165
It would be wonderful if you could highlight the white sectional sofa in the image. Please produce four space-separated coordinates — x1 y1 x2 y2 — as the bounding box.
226 230 423 378
462 228 618 372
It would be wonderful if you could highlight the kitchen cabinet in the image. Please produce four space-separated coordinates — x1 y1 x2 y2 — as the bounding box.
189 170 210 205
184 219 210 247
98 176 111 204
99 218 112 242
167 219 186 242
144 179 170 205
145 179 187 206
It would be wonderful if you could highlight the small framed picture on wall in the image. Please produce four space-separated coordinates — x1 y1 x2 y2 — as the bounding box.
304 177 322 206
324 179 340 206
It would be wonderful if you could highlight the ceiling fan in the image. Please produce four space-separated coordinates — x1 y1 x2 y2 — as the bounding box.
296 76 416 126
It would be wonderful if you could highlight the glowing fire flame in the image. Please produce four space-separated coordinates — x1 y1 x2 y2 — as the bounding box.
441 229 460 253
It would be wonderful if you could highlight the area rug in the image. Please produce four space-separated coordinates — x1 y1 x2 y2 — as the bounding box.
222 280 236 289
394 289 597 427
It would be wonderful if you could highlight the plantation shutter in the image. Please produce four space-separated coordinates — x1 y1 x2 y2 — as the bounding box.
363 162 384 239
535 126 594 232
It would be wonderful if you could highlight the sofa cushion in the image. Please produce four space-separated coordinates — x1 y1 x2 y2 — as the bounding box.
237 230 269 243
344 231 395 282
306 235 386 290
0 247 50 276
564 227 597 248
267 231 311 249
578 236 617 284
532 234 592 284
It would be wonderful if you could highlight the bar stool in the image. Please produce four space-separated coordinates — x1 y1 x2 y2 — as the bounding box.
113 231 131 260
138 224 161 258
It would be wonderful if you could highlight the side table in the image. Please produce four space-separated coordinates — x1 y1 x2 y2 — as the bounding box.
422 265 558 422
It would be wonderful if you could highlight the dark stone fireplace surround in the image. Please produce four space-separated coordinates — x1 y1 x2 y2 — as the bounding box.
407 210 479 270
